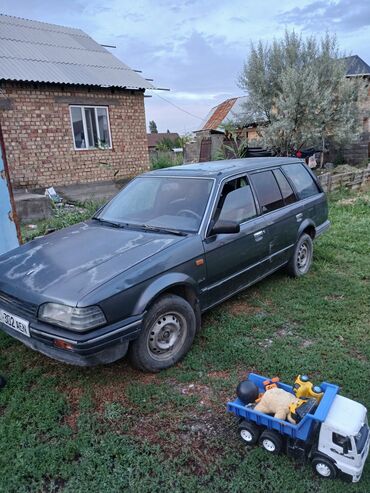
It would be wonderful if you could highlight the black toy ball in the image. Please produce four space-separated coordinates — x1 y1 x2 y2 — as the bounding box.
236 380 259 404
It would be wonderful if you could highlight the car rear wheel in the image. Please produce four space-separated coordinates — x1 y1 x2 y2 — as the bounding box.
259 430 283 454
129 294 196 372
238 420 260 445
287 233 313 277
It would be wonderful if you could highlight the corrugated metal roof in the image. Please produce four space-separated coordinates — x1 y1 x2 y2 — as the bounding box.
343 55 370 76
198 96 268 131
200 98 238 130
0 14 154 90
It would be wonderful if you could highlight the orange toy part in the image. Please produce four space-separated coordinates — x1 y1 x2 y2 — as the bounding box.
263 377 280 391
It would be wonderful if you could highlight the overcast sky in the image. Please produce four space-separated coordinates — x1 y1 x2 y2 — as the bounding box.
2 0 370 134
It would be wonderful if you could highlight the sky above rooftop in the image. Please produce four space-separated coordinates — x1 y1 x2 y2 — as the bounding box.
2 0 370 134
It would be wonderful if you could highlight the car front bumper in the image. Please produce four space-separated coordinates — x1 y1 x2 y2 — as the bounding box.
0 313 143 366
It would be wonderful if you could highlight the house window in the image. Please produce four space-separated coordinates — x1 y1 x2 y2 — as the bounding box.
70 105 112 150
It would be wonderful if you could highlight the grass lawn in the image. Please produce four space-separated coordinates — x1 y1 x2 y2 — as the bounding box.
1 188 369 493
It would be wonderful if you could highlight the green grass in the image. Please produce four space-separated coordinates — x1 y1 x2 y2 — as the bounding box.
1 188 370 492
21 201 101 242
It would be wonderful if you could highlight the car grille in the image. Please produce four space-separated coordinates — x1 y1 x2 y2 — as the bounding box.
0 291 38 319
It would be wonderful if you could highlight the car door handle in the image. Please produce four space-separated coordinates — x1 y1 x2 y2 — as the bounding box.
254 230 265 241
296 213 303 222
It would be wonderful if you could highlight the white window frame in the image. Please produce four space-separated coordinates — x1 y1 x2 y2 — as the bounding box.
69 105 112 150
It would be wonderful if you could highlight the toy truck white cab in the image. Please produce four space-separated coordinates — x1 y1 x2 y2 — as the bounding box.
227 373 370 482
316 395 369 481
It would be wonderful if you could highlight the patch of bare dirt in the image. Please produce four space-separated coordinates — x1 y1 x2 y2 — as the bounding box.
207 370 231 379
93 380 129 414
180 383 212 407
348 348 368 362
258 338 273 348
325 293 345 301
300 339 314 349
226 299 261 316
128 409 234 476
338 195 370 206
61 385 84 432
274 327 294 338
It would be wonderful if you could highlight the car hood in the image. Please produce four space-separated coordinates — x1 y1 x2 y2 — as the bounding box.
0 221 184 306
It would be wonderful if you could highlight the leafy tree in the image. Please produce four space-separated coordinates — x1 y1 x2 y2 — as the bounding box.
155 134 191 151
149 120 158 133
238 31 364 157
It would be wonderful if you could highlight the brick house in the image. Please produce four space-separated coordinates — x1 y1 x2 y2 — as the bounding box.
0 14 153 192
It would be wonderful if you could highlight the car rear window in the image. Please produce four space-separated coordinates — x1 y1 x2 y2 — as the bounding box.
273 169 296 205
282 163 319 199
250 170 284 213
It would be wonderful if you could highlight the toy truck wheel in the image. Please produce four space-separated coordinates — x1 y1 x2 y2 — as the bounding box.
312 457 337 479
259 430 283 454
238 421 260 445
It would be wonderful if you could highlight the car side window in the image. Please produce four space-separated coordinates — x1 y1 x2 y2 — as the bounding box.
249 170 284 213
282 163 319 199
333 433 352 451
273 169 297 205
215 177 257 224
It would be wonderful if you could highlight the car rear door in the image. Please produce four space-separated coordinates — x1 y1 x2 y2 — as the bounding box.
202 175 271 309
248 168 299 269
281 162 326 230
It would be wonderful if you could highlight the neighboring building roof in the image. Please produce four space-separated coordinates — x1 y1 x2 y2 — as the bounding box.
198 96 266 132
200 97 238 130
343 55 370 76
147 132 179 148
0 14 154 90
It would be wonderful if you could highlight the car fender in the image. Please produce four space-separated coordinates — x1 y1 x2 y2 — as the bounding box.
133 272 200 315
297 218 316 241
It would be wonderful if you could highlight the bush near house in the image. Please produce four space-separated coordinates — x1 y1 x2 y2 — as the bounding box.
1 188 369 492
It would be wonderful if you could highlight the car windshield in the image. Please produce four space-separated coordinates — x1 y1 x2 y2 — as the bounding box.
355 421 369 453
97 176 214 233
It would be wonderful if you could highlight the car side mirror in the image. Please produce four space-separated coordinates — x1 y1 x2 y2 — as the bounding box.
342 442 349 455
210 220 240 236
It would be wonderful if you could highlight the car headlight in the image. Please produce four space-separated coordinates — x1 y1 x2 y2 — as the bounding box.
38 303 106 331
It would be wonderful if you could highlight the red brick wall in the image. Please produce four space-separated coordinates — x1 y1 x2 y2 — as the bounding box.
0 82 150 188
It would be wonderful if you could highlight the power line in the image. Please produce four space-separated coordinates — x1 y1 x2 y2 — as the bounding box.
153 93 204 121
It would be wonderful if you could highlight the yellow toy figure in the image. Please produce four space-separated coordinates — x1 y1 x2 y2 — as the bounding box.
293 375 323 402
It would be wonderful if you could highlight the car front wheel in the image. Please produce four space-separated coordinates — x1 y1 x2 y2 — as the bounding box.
129 294 196 372
287 233 313 277
312 457 337 479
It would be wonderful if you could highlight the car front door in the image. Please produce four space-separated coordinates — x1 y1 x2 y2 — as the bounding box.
202 175 271 309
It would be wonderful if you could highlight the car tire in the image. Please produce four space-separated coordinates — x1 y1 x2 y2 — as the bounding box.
287 233 313 277
312 456 337 479
129 294 196 372
259 430 283 454
238 420 261 445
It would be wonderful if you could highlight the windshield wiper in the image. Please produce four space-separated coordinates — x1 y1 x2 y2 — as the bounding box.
139 225 188 236
92 217 124 228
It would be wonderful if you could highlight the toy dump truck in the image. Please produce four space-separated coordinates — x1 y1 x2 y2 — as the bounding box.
227 373 369 482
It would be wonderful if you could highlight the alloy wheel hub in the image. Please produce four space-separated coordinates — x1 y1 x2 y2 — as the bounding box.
316 463 331 477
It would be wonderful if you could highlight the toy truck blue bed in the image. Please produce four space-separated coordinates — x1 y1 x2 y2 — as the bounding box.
227 373 339 441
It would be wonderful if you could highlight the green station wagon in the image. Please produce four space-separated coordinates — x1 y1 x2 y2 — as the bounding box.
0 158 329 372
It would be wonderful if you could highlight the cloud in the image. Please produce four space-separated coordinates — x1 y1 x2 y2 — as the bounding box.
2 0 370 132
278 0 370 31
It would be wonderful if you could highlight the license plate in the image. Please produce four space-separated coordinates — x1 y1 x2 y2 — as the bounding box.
0 309 30 337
